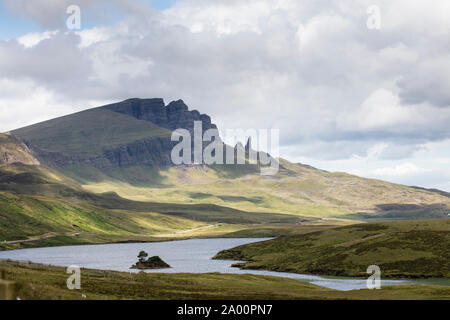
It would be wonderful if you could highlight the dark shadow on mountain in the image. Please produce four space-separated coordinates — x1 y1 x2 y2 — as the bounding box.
188 192 264 204
339 203 450 221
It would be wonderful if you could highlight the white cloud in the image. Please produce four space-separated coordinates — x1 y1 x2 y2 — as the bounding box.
372 163 427 177
338 88 420 131
75 27 111 48
0 78 70 131
164 0 273 35
18 30 59 48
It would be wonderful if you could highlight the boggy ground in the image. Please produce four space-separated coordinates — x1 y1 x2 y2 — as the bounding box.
1 260 449 300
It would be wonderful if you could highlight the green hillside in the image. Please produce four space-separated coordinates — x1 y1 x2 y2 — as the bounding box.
8 99 450 220
0 159 305 249
1 99 450 300
214 218 450 278
1 186 294 250
81 161 450 219
0 190 216 246
2 98 449 252
13 108 171 158
0 164 302 225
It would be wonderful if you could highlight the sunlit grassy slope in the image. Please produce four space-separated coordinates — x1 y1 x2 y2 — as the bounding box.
0 162 305 248
82 160 450 219
214 218 450 278
0 191 210 242
1 186 276 250
0 162 303 222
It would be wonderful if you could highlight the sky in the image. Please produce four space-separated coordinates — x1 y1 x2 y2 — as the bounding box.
0 0 449 191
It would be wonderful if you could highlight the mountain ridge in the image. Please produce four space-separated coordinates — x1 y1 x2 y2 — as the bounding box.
12 98 218 172
3 98 450 222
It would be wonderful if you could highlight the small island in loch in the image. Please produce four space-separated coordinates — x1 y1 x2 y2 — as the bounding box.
131 250 171 270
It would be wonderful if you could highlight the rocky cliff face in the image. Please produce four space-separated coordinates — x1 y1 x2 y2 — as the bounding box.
25 137 176 169
102 136 176 167
96 99 219 168
105 98 217 134
0 133 40 166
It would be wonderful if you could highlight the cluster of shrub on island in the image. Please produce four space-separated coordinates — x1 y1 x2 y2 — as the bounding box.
131 250 171 270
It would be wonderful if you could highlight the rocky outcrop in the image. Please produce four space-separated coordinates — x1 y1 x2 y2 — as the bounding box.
103 137 176 167
86 98 219 169
26 136 176 169
105 98 217 134
131 255 171 270
0 133 40 166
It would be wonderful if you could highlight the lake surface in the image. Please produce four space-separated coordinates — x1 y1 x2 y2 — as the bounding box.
0 238 435 291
